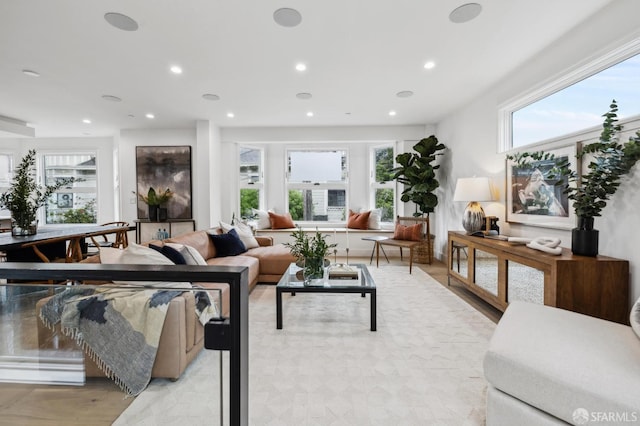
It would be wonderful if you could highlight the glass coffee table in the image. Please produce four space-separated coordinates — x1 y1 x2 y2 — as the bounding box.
276 263 377 331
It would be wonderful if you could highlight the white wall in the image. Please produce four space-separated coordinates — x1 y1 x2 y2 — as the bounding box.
435 0 640 306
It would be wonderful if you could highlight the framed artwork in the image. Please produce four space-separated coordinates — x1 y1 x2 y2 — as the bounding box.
506 144 577 229
57 193 73 208
136 146 192 219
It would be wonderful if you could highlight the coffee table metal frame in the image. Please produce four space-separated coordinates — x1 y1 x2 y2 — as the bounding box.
276 263 377 331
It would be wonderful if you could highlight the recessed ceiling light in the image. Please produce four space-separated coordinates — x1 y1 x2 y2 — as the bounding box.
227 112 235 118
306 112 314 117
102 95 122 102
82 119 91 124
389 111 397 116
22 69 40 77
396 91 414 98
424 61 436 70
145 113 155 119
202 94 220 101
449 3 482 24
296 92 312 100
104 12 139 31
170 65 183 74
273 8 302 27
295 63 307 72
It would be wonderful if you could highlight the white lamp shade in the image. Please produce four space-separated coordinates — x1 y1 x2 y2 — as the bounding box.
453 177 492 202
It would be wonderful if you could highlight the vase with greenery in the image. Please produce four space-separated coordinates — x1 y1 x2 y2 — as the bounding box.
137 187 173 221
392 135 446 217
507 100 640 256
284 227 337 282
0 149 76 236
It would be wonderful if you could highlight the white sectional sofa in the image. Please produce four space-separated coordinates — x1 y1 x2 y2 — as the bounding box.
483 301 640 425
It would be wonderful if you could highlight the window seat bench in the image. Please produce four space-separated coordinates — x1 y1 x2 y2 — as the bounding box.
254 228 394 258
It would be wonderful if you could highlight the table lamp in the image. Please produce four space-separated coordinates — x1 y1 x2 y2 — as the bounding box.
453 177 493 234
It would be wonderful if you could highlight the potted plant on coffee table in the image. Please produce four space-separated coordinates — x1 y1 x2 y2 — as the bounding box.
284 227 336 282
0 149 76 236
507 100 640 256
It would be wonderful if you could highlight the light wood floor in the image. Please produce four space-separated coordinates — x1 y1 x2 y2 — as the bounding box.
0 256 502 425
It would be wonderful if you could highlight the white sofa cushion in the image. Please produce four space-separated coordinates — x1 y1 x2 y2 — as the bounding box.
484 301 640 424
631 297 640 340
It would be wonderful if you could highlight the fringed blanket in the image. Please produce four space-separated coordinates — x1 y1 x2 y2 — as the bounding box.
40 284 216 396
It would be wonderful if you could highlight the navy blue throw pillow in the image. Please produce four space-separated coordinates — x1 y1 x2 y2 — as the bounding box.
148 243 187 264
209 228 247 257
161 245 187 265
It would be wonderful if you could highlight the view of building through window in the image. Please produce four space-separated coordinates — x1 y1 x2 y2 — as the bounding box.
239 147 263 218
372 145 395 222
512 52 640 147
287 150 347 222
43 153 97 224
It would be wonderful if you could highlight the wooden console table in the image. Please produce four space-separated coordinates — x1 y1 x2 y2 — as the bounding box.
447 231 629 324
135 219 196 243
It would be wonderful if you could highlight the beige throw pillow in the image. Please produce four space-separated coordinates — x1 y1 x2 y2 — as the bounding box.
631 297 640 340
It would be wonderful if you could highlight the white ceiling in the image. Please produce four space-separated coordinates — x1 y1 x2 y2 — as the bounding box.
0 0 613 138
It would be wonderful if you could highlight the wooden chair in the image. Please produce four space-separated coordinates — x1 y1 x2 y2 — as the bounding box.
87 221 130 255
377 216 432 273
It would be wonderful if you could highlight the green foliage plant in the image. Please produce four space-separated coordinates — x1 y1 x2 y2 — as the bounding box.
0 149 76 231
506 100 640 221
137 187 173 206
284 226 337 261
392 135 446 217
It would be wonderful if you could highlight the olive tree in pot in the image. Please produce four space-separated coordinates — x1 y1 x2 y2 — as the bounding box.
507 100 640 256
392 135 446 217
0 149 76 236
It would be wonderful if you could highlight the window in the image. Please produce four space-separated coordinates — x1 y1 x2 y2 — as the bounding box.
239 146 263 218
43 153 97 224
502 39 640 150
371 145 395 222
0 154 12 218
286 149 347 222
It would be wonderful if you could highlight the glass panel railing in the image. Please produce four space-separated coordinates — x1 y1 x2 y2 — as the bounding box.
0 263 248 425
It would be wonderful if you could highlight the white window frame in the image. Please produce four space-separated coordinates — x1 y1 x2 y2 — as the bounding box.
40 151 98 225
0 153 13 219
285 147 348 224
498 36 640 152
238 145 264 218
370 143 395 223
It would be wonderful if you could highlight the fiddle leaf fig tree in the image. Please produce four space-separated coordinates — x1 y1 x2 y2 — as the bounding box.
392 135 446 217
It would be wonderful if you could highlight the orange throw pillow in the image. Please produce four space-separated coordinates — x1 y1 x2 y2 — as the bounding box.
268 212 295 229
347 210 370 229
394 223 422 241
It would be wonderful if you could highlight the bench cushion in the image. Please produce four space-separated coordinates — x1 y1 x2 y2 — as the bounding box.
484 301 640 423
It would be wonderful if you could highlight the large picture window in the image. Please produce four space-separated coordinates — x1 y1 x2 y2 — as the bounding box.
286 149 347 222
43 153 97 224
0 154 12 219
502 38 640 150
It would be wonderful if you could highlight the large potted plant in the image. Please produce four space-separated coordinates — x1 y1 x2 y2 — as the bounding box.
392 135 446 217
507 100 640 256
284 227 336 282
0 149 75 236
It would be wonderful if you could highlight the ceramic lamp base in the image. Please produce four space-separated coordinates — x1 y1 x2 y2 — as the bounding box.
462 201 486 234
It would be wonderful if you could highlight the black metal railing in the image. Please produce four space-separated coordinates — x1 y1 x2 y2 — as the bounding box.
0 262 249 426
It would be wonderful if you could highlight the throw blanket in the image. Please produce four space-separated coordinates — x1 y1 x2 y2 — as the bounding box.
40 283 217 396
